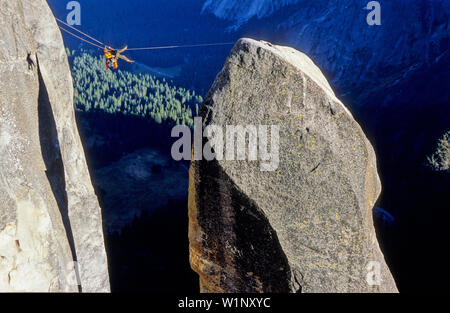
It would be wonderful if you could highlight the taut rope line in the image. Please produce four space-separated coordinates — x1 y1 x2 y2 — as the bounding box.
56 18 234 51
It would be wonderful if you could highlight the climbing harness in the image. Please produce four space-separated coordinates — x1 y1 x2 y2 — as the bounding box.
103 46 134 69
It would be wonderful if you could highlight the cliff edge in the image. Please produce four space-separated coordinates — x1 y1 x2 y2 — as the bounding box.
0 0 109 292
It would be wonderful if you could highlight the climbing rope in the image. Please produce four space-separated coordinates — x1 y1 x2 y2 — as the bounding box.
58 25 104 49
55 18 234 52
126 42 235 51
56 18 105 47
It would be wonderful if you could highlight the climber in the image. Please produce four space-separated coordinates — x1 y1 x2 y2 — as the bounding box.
27 52 35 70
103 45 134 69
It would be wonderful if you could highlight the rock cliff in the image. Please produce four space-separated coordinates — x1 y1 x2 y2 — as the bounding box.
188 38 397 293
0 0 109 292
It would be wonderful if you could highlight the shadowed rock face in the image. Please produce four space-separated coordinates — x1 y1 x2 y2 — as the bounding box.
188 38 397 293
0 0 109 292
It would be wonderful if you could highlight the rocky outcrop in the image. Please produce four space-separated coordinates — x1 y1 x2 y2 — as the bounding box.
188 38 397 293
0 0 109 292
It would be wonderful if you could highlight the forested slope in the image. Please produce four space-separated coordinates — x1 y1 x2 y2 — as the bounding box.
69 50 201 127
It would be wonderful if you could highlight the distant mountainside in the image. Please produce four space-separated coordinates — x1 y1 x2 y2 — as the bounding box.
202 0 301 29
202 0 450 105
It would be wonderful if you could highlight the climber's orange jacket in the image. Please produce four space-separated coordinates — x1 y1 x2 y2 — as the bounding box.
103 46 133 70
103 48 113 59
